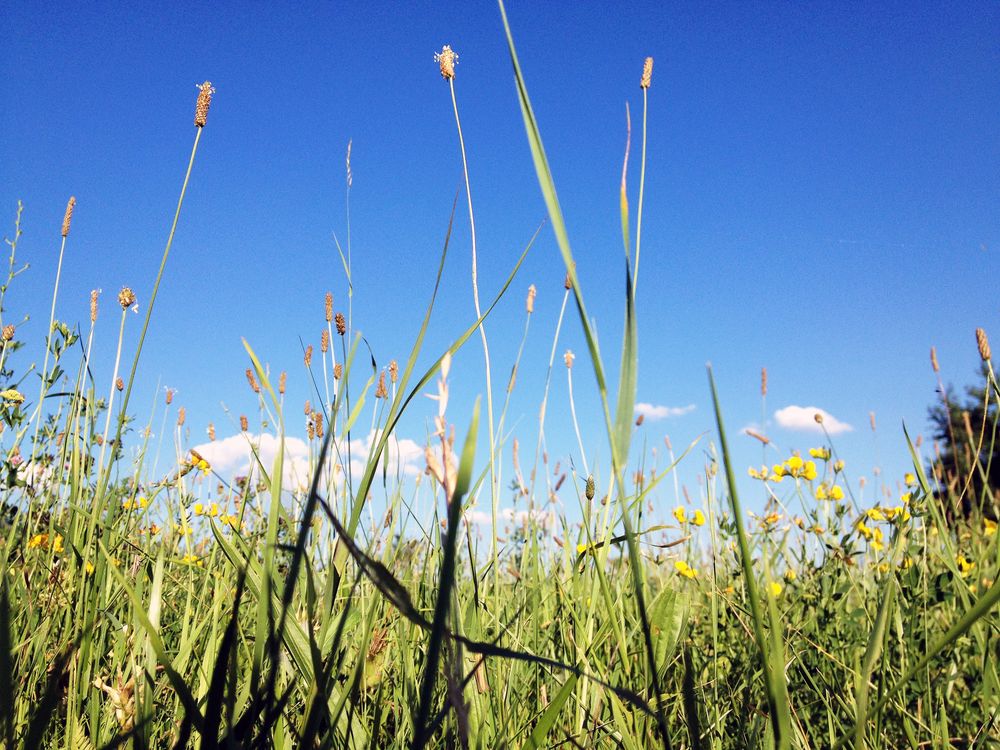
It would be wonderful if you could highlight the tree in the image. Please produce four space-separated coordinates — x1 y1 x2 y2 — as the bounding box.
927 363 999 519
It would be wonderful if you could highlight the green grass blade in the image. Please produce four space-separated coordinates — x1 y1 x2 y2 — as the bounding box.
412 397 480 748
707 364 791 749
525 673 578 750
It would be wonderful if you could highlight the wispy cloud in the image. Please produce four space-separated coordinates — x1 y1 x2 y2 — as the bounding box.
774 405 852 435
634 402 695 421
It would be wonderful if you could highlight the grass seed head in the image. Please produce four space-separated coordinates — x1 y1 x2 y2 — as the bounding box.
761 367 768 396
325 292 333 322
930 345 940 372
194 81 215 127
334 363 343 380
165 388 174 405
208 422 215 441
245 368 260 394
177 407 186 427
376 370 388 399
240 414 248 432
90 289 99 323
321 329 329 353
436 45 457 80
304 345 313 367
335 312 346 336
61 196 76 237
118 287 136 310
1 325 14 342
115 377 124 392
304 399 311 415
976 327 991 361
640 57 653 89
346 140 353 188
563 350 575 369
526 284 536 313
585 475 595 501
278 371 286 394
389 359 398 383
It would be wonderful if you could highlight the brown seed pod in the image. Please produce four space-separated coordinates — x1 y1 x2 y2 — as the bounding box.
194 81 215 127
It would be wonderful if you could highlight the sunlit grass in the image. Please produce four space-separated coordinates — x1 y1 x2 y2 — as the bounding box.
0 8 997 748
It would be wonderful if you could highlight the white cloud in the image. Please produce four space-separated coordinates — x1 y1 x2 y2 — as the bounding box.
465 507 557 532
190 429 424 492
773 405 852 435
634 402 696 421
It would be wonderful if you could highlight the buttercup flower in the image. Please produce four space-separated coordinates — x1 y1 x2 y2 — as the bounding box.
674 560 697 579
956 554 975 577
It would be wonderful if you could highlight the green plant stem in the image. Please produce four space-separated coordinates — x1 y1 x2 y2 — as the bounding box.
98 126 204 500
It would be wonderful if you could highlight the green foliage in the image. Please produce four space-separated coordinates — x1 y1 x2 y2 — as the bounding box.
1 9 997 748
927 363 1000 518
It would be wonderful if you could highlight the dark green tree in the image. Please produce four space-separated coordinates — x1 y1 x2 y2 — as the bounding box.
927 363 999 519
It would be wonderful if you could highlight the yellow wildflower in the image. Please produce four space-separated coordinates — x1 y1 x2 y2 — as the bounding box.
808 447 831 461
193 503 204 516
984 518 997 537
180 553 203 567
0 389 25 404
784 569 796 583
691 510 706 526
768 581 782 597
802 460 817 481
870 527 884 552
122 496 148 511
748 466 770 480
84 561 95 575
815 484 828 500
672 506 687 524
877 562 890 574
884 505 911 523
786 455 804 472
904 472 916 486
899 557 913 570
761 512 781 528
770 464 786 481
833 459 845 473
866 507 886 522
674 560 697 579
27 533 48 549
956 554 975 577
52 535 64 554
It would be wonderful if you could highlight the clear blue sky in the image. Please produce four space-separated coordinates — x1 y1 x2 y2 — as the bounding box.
2 1 998 518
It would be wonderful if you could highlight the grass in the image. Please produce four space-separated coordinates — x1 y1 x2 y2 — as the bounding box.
1 6 998 747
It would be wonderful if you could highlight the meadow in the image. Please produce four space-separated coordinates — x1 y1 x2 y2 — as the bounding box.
2 9 998 749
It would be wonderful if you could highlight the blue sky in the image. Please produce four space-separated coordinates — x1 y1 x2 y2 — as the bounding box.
2 1 998 521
